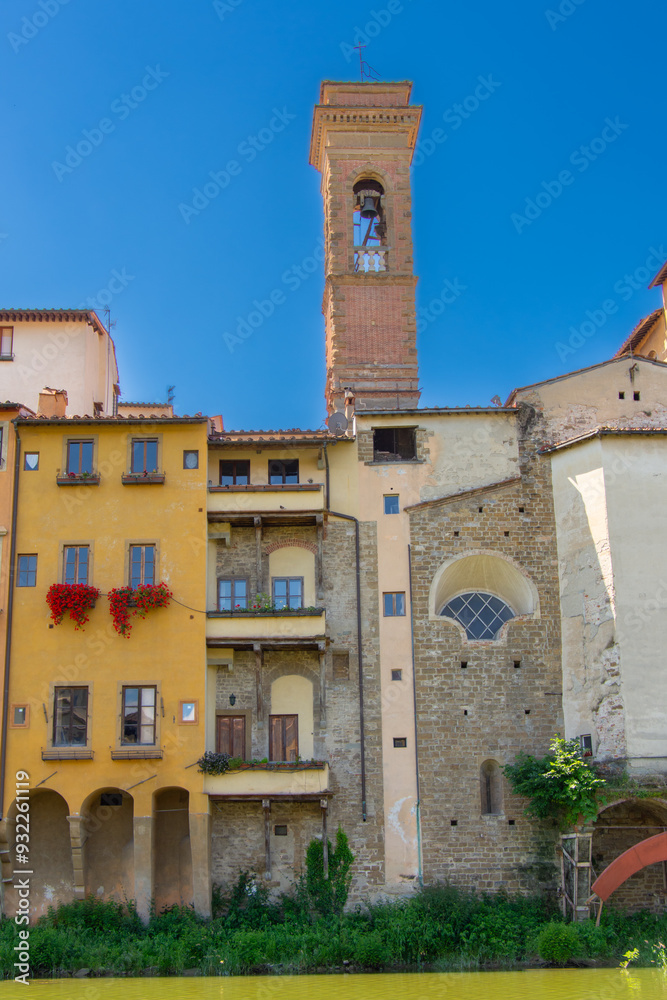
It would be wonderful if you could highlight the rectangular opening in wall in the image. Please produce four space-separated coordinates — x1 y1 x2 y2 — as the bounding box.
460 661 467 669
393 737 407 748
619 391 625 399
391 669 402 681
274 825 288 836
100 793 123 807
508 819 516 826
333 652 349 679
633 391 641 401
373 427 417 462
383 494 400 514
450 819 457 826
579 734 593 757
514 660 521 669
383 592 406 616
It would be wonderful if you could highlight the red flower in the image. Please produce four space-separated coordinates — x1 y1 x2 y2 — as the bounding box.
46 584 100 630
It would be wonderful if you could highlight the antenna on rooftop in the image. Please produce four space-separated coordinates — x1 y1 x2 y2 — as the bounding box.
167 385 175 407
103 307 116 334
353 42 380 82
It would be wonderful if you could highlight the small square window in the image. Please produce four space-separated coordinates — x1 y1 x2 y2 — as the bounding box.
10 705 29 728
393 737 407 748
460 661 468 669
618 391 625 400
183 450 199 469
633 391 640 401
384 495 400 514
23 453 39 471
391 669 402 681
17 554 37 587
450 819 458 827
179 701 198 724
383 592 406 616
274 825 288 836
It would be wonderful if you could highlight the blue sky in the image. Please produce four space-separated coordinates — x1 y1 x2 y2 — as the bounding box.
1 0 665 429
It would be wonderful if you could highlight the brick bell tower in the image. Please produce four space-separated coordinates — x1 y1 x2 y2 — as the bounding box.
309 81 423 415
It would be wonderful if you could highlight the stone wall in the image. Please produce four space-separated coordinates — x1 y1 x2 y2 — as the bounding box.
209 516 386 902
408 409 563 892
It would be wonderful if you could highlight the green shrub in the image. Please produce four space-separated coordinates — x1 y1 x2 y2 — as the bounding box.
537 921 581 965
304 827 354 917
504 736 606 827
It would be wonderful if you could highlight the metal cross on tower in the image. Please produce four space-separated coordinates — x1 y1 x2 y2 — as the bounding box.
353 42 380 82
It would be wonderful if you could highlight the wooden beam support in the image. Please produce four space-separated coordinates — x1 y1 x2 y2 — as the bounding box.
263 798 271 880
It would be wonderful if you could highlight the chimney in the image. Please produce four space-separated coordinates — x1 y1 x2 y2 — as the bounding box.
38 387 68 418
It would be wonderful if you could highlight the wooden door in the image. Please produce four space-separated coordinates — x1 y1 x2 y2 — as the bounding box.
216 715 246 758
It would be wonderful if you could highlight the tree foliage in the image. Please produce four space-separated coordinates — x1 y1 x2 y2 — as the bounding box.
503 736 606 828
304 826 355 916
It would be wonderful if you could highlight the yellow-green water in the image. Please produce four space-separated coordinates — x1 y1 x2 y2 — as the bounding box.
0 970 665 999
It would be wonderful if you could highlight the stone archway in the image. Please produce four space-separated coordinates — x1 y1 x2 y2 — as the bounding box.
153 787 193 912
4 789 74 921
81 788 134 902
592 798 667 913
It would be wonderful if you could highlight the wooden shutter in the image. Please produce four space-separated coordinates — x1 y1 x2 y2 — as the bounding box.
216 715 245 757
269 714 298 761
284 715 298 761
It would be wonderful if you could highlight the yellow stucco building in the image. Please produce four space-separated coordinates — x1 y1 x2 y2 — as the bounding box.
0 412 210 920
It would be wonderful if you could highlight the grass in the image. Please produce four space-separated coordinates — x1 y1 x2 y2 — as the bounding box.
2 881 667 978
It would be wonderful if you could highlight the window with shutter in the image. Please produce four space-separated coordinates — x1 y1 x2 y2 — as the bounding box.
269 714 298 761
216 715 246 757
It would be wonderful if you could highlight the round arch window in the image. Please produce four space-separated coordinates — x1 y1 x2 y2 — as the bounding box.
440 591 515 640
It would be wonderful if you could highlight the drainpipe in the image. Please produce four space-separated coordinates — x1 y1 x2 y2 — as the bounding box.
0 423 21 819
408 543 423 884
323 443 367 822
